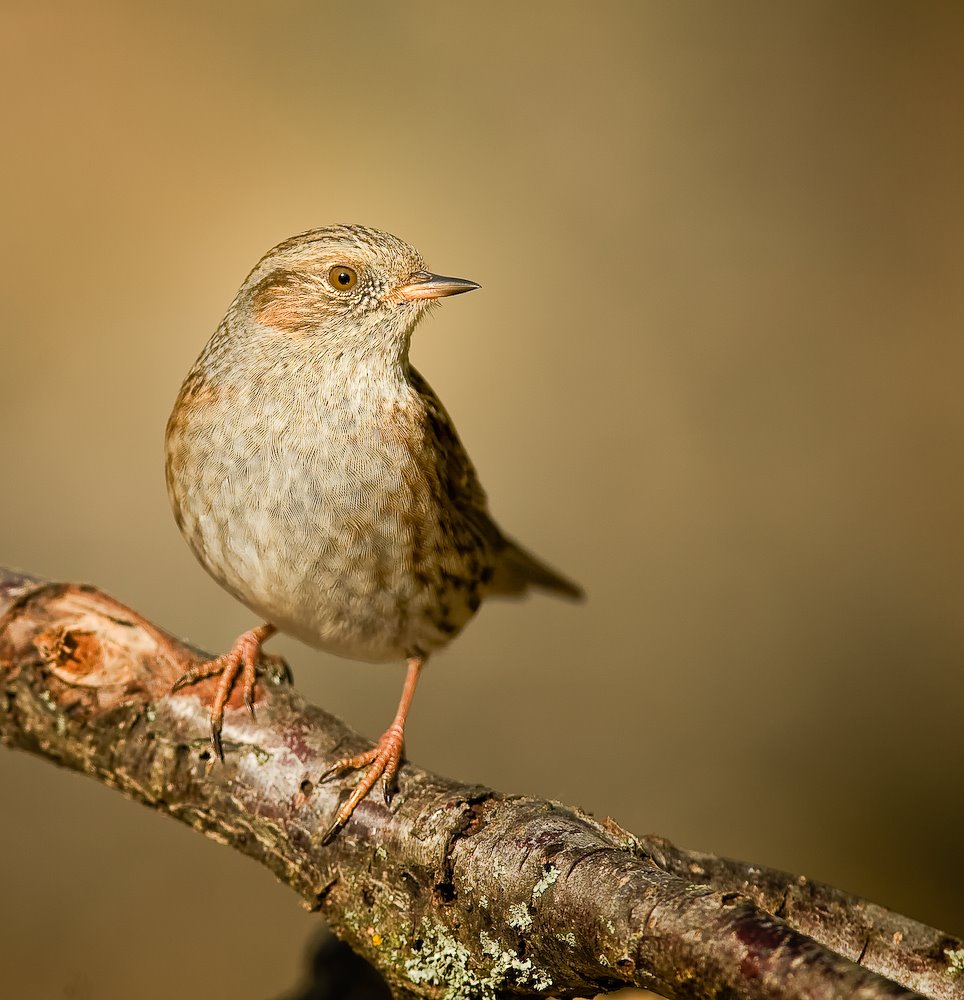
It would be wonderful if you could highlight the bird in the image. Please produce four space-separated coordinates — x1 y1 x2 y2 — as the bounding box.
165 224 583 842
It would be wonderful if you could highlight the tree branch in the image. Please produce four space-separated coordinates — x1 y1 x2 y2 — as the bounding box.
1 567 960 1000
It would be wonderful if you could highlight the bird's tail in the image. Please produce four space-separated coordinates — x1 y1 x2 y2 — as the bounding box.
490 538 585 601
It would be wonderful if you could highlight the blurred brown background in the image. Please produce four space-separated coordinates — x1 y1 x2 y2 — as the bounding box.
1 2 962 997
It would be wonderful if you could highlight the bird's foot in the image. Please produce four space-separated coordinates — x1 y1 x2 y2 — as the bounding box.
320 724 405 845
319 656 423 845
170 623 277 761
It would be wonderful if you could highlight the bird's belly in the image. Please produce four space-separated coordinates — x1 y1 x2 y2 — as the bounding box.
170 439 479 663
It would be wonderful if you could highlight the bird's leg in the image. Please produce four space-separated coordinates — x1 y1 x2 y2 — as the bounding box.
320 655 424 845
171 623 277 761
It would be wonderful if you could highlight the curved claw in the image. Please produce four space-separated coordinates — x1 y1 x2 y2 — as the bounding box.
210 713 225 763
382 773 395 806
319 762 343 783
321 816 346 847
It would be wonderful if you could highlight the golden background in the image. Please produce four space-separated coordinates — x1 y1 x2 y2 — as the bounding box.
1 2 962 997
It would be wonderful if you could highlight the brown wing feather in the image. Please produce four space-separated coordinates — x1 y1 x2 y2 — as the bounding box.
409 368 584 602
409 367 492 516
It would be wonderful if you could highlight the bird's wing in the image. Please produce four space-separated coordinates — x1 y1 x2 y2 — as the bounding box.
409 368 584 602
408 366 492 515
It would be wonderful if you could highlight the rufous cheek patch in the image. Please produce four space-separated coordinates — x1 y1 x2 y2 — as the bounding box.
251 269 325 334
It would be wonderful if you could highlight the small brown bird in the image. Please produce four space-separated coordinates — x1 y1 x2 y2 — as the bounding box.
165 225 582 841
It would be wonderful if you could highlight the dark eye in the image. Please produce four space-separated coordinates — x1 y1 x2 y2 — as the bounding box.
328 265 358 290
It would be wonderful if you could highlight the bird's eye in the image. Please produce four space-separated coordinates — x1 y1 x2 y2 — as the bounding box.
328 265 358 291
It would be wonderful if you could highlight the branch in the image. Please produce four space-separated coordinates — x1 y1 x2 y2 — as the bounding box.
1 567 960 1000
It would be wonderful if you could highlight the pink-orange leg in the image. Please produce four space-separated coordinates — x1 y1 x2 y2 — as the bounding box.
171 623 277 761
320 655 424 845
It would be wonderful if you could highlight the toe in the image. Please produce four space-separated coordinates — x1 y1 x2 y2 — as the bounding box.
170 656 223 693
320 747 379 782
171 673 191 693
240 660 258 718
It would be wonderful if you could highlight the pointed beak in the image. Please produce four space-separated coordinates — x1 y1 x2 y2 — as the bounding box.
397 270 481 301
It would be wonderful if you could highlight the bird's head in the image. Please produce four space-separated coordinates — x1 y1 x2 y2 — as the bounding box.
234 225 479 361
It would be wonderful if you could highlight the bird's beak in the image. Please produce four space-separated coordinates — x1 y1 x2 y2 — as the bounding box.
397 270 481 301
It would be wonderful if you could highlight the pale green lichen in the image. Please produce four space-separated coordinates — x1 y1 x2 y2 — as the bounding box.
532 865 559 897
36 689 66 733
946 948 964 977
507 903 532 931
375 845 388 861
479 930 553 993
479 932 500 958
402 923 552 999
404 925 493 999
341 907 412 978
556 930 577 947
403 929 485 998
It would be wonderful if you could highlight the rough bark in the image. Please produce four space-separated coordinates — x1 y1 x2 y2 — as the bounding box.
0 567 961 1000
